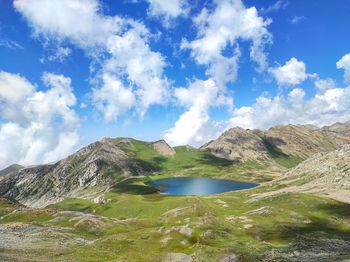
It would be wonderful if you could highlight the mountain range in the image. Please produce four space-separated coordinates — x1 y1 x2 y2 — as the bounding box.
1 121 350 208
1 121 350 261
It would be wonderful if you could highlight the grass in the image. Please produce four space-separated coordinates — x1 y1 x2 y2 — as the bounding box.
114 140 279 183
263 138 304 168
42 190 350 261
1 139 349 261
1 182 350 261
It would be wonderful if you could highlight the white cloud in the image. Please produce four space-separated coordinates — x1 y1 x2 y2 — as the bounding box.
269 57 308 86
92 73 135 122
261 0 288 14
164 79 230 146
181 0 272 88
146 0 189 26
315 78 337 92
165 0 272 146
0 39 24 50
229 80 350 130
290 16 305 25
0 71 79 169
14 0 120 47
14 0 170 121
0 71 34 103
336 53 350 85
47 47 72 62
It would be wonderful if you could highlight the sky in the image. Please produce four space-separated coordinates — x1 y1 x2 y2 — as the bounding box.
0 0 350 169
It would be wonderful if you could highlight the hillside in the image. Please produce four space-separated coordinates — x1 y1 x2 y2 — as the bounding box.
202 124 350 167
200 127 270 162
322 121 350 136
0 138 162 207
2 123 350 208
0 123 350 261
0 164 23 176
255 144 350 203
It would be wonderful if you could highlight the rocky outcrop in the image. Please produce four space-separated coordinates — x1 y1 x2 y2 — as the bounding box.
0 138 156 208
200 127 270 161
202 124 350 162
265 125 350 158
152 140 176 156
0 164 23 176
256 144 350 203
322 121 350 137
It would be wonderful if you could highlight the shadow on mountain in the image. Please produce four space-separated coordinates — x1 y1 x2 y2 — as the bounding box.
111 178 158 195
258 201 350 260
261 201 350 242
197 152 235 167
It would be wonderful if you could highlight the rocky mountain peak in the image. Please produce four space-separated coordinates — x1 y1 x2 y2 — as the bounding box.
152 140 176 156
201 127 270 161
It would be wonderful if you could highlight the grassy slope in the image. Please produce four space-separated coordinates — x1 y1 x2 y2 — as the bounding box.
1 190 349 261
0 139 349 261
117 139 286 182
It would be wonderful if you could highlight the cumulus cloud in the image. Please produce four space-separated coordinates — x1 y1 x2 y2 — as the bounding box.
181 0 272 88
336 53 350 85
165 0 272 146
269 57 308 86
0 71 79 169
14 0 170 121
145 0 189 26
92 73 135 122
164 79 230 146
229 79 350 130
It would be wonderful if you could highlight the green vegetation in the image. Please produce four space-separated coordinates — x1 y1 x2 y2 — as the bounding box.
263 138 304 168
114 139 279 183
1 188 349 261
1 139 349 261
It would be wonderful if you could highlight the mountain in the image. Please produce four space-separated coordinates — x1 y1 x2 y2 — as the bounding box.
202 124 350 164
0 138 168 207
322 121 350 136
152 140 176 156
1 122 350 208
256 144 350 203
264 124 350 158
0 164 23 176
200 127 270 162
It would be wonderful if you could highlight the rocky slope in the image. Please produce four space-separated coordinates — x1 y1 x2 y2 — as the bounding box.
0 138 172 208
202 124 350 162
256 144 350 203
264 124 350 158
152 140 176 156
322 121 350 136
200 127 270 161
0 164 23 176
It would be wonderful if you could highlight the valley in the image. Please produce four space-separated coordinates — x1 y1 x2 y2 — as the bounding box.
0 123 350 261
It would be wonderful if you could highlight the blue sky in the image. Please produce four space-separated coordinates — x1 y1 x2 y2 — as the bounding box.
0 0 350 168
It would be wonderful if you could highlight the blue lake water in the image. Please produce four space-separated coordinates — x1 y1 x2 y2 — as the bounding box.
148 177 258 196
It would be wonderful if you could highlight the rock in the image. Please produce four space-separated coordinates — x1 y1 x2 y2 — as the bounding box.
245 206 272 216
179 225 193 237
152 140 176 156
92 195 106 204
140 234 150 240
220 254 240 262
161 253 193 262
